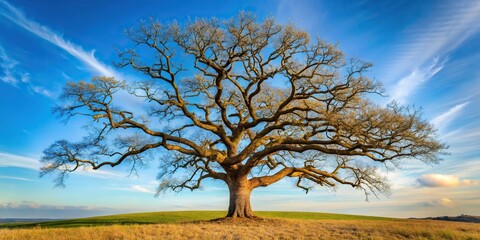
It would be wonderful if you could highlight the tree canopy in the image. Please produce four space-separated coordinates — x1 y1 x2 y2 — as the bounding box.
41 13 446 218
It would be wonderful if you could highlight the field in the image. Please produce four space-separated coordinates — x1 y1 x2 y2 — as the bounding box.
1 211 479 239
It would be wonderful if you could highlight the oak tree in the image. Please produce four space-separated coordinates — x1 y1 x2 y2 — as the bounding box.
41 13 445 218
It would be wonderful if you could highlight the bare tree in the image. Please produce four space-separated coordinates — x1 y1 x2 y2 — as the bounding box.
41 13 446 218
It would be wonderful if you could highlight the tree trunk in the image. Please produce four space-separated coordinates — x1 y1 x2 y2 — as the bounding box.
226 176 254 218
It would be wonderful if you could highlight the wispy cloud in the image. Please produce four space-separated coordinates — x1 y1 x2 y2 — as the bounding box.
78 165 124 179
106 184 155 194
131 185 155 193
0 201 121 218
444 129 480 156
0 45 53 97
0 175 34 181
30 85 53 97
0 201 98 211
0 45 21 85
0 152 123 179
0 152 41 170
390 57 446 103
438 197 454 208
387 0 480 103
0 0 120 79
421 197 455 208
440 158 480 180
20 72 29 82
60 72 72 80
417 174 479 188
431 101 469 131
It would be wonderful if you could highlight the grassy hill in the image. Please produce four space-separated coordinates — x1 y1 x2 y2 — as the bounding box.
0 211 479 239
0 211 390 228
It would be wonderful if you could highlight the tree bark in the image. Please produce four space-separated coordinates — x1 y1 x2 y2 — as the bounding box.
226 175 254 218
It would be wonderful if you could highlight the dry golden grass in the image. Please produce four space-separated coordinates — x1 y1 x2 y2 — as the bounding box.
1 218 479 240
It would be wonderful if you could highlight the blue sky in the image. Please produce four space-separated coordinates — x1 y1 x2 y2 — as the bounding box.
1 0 479 219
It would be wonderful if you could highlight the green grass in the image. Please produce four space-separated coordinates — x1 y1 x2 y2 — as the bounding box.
0 211 393 229
0 222 38 227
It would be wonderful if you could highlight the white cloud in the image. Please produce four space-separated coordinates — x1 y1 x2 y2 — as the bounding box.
419 197 455 208
30 85 53 97
20 72 29 83
0 175 34 181
61 72 72 80
440 128 480 158
0 151 123 179
79 165 124 179
0 45 20 85
390 57 446 104
439 197 454 208
387 0 480 102
0 0 120 79
105 184 155 194
0 45 54 97
131 184 155 193
0 152 41 170
0 201 110 211
431 101 469 131
417 174 479 188
0 201 124 218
